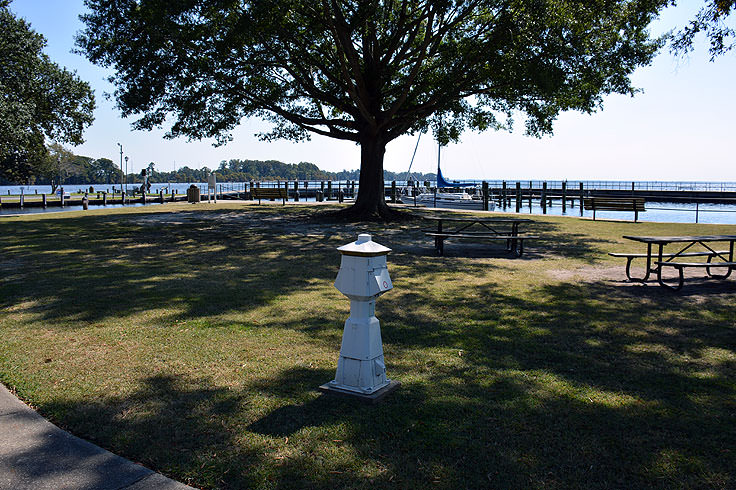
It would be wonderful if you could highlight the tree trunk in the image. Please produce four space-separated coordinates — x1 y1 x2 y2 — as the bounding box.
334 131 403 221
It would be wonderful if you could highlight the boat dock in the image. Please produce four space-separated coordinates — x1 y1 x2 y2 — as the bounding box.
3 180 736 224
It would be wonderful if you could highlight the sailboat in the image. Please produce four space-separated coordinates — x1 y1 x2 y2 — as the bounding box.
408 140 492 210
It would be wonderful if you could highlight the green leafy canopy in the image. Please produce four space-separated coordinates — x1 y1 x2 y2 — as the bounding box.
78 0 667 146
0 2 95 183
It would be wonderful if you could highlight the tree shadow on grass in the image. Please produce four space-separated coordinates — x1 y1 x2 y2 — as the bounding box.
376 279 735 484
3 207 735 488
238 277 736 488
40 373 259 489
0 207 610 328
12 277 736 489
0 208 351 325
395 209 617 262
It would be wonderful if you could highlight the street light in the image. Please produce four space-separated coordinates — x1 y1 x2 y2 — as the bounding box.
117 143 123 196
124 156 129 196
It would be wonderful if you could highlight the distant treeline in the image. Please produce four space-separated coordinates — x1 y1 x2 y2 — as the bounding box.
209 159 435 182
1 155 435 185
0 150 120 186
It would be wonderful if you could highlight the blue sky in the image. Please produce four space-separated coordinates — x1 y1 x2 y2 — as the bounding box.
9 0 736 180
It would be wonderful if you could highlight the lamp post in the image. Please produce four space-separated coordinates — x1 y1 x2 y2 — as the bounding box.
124 156 129 196
117 143 123 195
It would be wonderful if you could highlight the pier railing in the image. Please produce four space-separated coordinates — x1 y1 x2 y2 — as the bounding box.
4 179 736 224
395 180 736 193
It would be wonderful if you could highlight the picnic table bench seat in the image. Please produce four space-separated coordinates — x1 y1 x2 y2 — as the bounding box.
423 216 536 257
608 250 728 281
655 261 736 268
654 260 736 290
608 251 728 259
609 250 730 280
424 232 539 256
611 234 736 290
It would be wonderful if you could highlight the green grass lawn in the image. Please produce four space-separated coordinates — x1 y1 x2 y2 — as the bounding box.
1 202 734 489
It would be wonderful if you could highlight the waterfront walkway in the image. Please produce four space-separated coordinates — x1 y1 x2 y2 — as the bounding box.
0 383 193 490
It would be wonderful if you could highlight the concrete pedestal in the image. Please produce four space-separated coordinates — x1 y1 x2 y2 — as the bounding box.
323 234 399 403
319 379 400 404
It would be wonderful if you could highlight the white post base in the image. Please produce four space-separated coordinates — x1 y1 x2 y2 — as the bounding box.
322 300 397 399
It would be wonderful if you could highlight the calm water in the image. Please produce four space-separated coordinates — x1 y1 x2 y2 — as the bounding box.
0 183 211 196
487 200 736 225
3 182 736 224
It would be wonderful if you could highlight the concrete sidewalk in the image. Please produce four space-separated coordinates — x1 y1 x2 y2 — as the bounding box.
0 383 195 490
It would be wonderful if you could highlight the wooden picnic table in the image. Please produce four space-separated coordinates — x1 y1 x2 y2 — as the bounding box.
617 235 736 290
423 216 536 256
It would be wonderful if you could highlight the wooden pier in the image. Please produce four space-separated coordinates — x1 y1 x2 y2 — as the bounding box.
3 180 736 216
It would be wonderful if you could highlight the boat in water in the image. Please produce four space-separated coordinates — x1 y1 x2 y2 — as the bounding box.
400 137 494 210
409 186 483 209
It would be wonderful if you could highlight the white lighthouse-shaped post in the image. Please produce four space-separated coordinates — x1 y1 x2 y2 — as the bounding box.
320 234 400 402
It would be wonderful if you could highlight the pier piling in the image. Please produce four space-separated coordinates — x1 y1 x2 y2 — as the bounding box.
579 183 584 216
541 182 547 214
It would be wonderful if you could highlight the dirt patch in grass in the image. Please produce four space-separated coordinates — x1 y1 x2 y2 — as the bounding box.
546 265 626 282
546 263 736 304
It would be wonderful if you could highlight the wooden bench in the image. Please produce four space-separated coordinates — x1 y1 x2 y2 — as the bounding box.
424 232 539 257
584 197 645 222
655 260 736 290
251 187 287 204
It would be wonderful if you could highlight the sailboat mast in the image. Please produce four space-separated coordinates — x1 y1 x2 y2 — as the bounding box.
434 142 440 208
405 133 422 183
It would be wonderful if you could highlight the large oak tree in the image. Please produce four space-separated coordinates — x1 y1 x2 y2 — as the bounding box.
78 0 667 219
0 1 95 184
